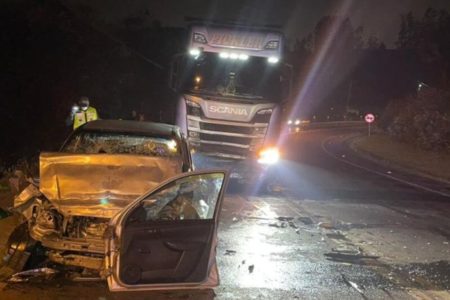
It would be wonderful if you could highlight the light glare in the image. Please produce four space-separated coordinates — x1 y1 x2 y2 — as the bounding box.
168 139 177 152
268 56 279 64
239 54 249 60
258 147 280 165
189 48 200 56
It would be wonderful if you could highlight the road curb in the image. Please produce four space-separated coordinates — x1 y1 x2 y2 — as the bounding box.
347 135 450 186
321 135 450 198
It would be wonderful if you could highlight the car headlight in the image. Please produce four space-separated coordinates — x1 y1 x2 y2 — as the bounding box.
257 147 280 165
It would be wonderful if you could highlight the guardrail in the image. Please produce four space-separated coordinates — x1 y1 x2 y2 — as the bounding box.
303 121 365 130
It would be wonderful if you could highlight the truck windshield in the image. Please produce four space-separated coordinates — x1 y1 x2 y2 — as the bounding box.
181 52 284 101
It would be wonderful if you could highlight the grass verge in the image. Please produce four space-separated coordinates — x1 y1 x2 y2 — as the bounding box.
351 134 450 183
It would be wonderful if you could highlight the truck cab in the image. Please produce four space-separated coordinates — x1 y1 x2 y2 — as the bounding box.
170 22 291 182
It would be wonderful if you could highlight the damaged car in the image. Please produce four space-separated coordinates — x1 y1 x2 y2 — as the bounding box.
2 120 228 290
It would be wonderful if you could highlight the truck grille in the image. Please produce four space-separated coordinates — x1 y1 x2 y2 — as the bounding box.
186 103 272 160
199 144 249 157
200 123 254 135
199 133 252 145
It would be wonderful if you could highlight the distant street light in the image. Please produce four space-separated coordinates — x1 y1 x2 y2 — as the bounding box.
417 81 429 92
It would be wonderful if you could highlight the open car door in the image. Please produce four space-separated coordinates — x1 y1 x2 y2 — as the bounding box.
106 170 228 292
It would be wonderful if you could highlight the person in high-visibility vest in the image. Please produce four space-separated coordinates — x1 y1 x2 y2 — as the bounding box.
70 97 98 130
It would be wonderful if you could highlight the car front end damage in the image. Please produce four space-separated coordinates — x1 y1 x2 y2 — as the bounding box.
4 152 183 279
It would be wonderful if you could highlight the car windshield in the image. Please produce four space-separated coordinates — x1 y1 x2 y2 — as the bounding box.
62 131 180 157
181 52 284 101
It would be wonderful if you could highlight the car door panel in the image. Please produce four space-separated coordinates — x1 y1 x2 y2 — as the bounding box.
119 221 214 284
107 170 227 291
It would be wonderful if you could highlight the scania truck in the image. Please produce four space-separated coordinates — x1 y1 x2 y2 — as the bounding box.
170 21 291 183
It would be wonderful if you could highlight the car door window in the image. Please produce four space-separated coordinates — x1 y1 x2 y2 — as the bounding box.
127 173 224 223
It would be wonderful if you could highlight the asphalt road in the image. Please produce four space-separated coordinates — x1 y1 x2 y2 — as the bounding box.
1 126 449 299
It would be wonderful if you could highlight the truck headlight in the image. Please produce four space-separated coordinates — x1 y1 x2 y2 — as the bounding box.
268 56 279 64
257 147 280 165
189 48 201 56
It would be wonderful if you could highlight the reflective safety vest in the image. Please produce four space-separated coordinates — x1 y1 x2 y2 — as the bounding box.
73 107 98 129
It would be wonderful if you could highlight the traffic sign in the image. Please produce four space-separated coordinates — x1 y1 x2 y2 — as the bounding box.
365 113 375 123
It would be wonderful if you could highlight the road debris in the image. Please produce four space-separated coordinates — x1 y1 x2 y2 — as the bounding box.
288 221 298 229
248 265 254 273
8 267 59 283
269 222 287 228
326 232 347 240
277 216 294 221
318 222 334 229
297 217 313 225
341 274 365 295
225 250 237 256
325 248 380 264
0 214 34 281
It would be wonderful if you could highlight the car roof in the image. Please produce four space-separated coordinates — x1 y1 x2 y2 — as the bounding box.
78 120 182 139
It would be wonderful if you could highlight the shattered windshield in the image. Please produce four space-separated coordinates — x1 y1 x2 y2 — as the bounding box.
62 131 180 157
181 52 283 101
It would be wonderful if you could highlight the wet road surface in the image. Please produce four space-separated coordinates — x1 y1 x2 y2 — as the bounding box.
1 126 449 299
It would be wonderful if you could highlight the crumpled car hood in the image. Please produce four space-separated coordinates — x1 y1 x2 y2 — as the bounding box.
39 152 182 218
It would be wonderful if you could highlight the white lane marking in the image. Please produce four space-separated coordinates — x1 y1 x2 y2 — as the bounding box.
320 136 450 198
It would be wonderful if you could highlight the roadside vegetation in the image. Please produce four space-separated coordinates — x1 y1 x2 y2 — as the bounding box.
355 88 450 182
352 134 450 182
380 88 450 153
352 8 450 181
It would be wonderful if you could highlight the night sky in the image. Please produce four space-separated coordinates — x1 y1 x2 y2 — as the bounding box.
65 0 450 47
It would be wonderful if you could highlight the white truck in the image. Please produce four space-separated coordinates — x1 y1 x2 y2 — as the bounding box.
170 21 292 183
